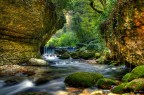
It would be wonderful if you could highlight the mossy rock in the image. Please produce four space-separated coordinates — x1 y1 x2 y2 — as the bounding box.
111 83 128 94
96 78 119 89
126 78 144 91
80 52 95 59
70 52 80 59
59 52 70 59
112 78 144 94
122 73 137 82
122 65 144 82
64 72 104 88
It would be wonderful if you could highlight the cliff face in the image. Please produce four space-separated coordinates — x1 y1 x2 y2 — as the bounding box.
0 0 65 65
103 0 144 66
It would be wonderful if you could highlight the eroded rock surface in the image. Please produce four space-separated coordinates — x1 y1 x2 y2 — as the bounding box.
0 0 65 65
103 0 144 66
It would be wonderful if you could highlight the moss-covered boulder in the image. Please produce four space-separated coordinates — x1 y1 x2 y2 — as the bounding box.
96 78 119 89
112 78 144 94
64 72 104 88
111 83 128 94
70 52 79 59
80 51 95 59
122 65 144 82
59 52 70 59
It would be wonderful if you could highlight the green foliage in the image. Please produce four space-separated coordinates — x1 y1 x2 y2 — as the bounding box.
46 29 79 47
64 72 104 87
46 0 116 50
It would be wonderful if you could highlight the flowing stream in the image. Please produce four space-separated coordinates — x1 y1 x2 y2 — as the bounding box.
0 50 130 95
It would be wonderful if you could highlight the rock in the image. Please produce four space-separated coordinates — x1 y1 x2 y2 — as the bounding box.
86 60 97 64
64 72 103 88
112 78 144 94
91 90 103 95
96 78 119 89
0 0 66 65
59 52 70 59
35 77 50 86
122 65 144 82
70 52 80 59
103 0 144 66
28 58 48 66
126 78 144 92
79 89 90 95
111 83 128 94
108 93 120 95
80 51 95 59
0 65 35 76
5 77 26 86
54 91 68 95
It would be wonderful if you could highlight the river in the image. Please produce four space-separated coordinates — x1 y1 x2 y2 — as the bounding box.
0 54 129 95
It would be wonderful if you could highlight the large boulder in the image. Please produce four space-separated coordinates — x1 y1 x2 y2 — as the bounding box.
0 0 66 65
64 72 104 88
28 58 48 66
0 65 36 77
122 65 144 82
112 78 144 94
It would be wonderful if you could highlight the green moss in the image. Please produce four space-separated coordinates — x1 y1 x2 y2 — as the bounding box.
80 52 95 59
112 78 144 94
127 78 144 91
59 52 70 59
70 52 80 59
64 72 104 88
122 65 144 82
111 83 128 94
96 78 119 89
122 73 136 82
131 65 144 76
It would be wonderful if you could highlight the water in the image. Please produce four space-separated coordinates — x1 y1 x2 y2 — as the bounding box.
0 54 129 95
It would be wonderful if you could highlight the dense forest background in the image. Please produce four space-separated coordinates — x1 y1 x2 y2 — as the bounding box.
46 0 116 50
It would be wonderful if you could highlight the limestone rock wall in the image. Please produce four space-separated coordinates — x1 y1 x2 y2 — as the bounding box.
0 0 65 65
103 0 144 66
